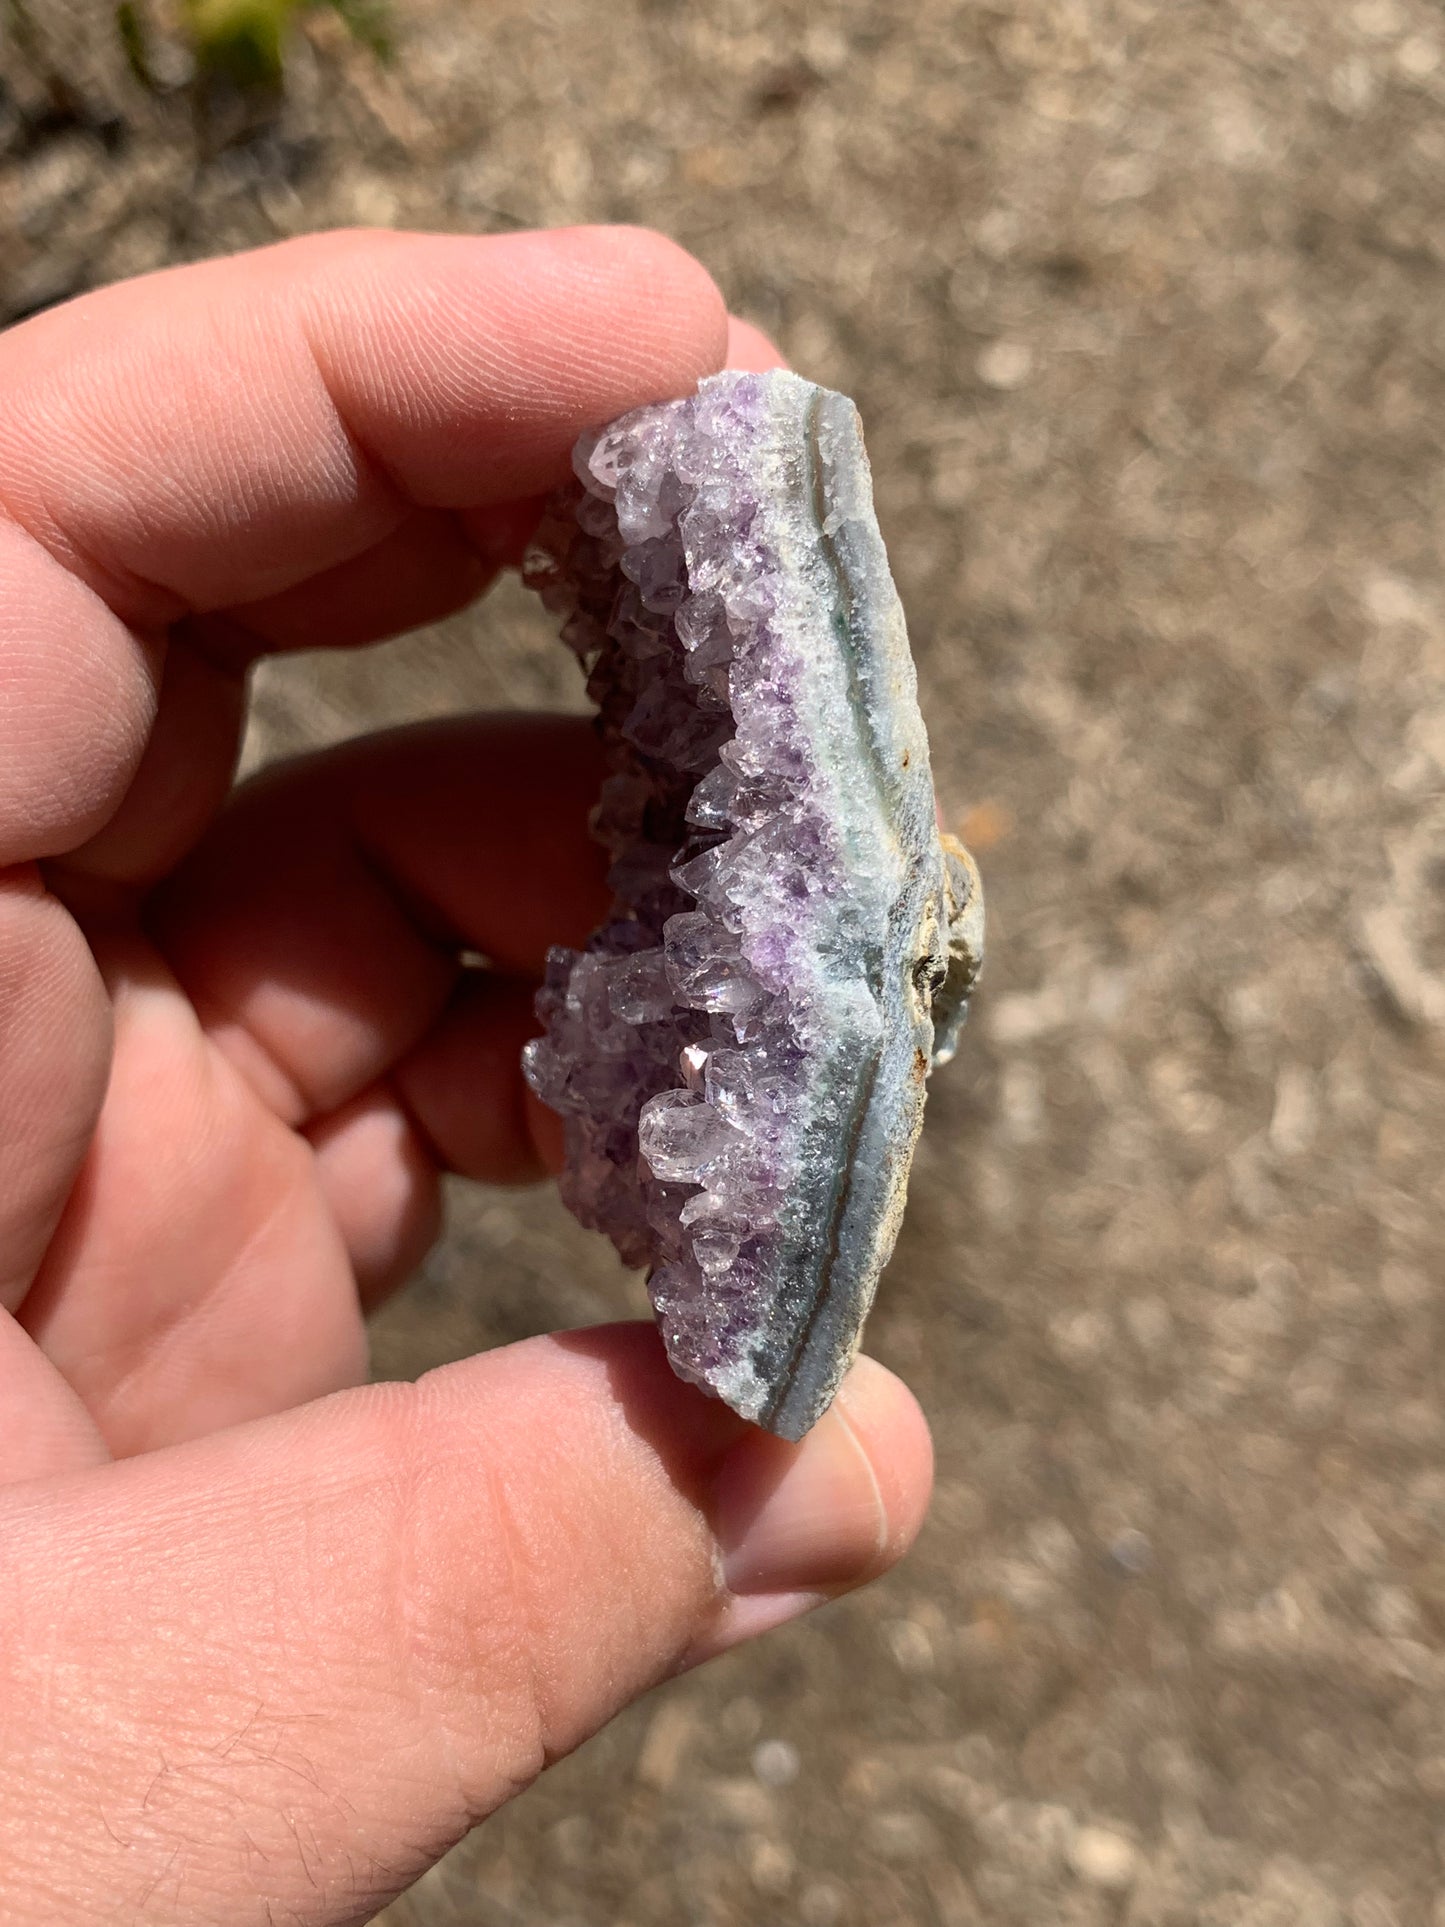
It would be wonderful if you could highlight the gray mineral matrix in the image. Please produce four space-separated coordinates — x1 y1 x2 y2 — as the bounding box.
523 369 983 1439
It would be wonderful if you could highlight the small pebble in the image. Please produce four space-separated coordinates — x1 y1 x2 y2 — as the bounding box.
800 1879 846 1927
722 1696 762 1742
1397 34 1440 76
750 1837 795 1894
976 340 1034 390
885 1616 936 1672
1351 0 1402 35
868 1809 938 1860
1068 1825 1139 1891
1109 1528 1154 1575
752 1738 802 1788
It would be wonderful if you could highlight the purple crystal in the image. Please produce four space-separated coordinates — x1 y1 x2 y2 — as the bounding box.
522 371 983 1437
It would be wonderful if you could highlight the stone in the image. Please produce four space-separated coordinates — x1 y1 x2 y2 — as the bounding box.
751 1738 802 1788
1067 1826 1139 1891
522 369 983 1437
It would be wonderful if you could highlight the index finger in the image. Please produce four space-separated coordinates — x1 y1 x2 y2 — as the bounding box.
0 225 727 866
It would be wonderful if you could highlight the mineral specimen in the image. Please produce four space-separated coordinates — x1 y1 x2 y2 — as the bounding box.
522 370 982 1439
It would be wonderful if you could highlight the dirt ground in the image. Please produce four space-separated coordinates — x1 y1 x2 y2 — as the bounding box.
6 0 1445 1920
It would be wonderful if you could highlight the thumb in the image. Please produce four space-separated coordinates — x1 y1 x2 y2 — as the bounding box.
0 1324 930 1927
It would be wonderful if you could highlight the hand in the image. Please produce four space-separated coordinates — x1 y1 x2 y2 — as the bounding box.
0 228 932 1925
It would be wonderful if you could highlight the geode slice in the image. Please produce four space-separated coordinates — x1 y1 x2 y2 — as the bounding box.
522 369 982 1439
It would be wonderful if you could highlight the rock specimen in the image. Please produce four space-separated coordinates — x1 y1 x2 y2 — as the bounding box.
522 370 982 1438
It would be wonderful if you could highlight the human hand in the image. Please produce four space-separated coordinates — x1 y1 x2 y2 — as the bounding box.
0 228 933 1924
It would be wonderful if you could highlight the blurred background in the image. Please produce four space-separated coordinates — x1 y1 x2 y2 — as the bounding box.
5 1 1445 1920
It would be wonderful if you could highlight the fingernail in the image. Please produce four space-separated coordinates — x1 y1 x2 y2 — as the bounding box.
680 1357 932 1669
713 1358 897 1597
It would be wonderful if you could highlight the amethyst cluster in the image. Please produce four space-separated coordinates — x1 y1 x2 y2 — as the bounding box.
523 371 981 1438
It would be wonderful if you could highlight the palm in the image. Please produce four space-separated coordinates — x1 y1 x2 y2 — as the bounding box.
24 925 357 1455
15 713 606 1459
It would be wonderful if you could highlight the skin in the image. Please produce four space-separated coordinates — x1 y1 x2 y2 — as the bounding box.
0 229 933 1925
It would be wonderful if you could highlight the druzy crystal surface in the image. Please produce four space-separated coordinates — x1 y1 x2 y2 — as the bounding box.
522 370 982 1439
